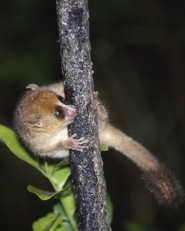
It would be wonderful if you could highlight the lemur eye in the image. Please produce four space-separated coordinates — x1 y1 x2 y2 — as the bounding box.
57 95 65 103
54 106 64 118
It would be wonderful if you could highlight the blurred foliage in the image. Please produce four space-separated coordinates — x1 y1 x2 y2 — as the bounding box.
124 221 159 231
0 0 185 230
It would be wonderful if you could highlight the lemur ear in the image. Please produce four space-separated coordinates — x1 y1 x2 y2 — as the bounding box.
26 84 40 91
23 114 44 128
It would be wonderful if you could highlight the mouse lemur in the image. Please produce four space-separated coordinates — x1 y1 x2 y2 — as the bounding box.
13 82 184 207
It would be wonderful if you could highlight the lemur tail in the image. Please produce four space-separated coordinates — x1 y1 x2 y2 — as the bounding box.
99 121 184 206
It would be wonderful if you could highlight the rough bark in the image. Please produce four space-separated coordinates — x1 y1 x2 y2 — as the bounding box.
56 0 111 231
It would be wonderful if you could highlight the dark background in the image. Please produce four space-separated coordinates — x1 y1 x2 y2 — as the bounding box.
0 0 185 230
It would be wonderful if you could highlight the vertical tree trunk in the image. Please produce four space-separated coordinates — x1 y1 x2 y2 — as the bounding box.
56 0 111 231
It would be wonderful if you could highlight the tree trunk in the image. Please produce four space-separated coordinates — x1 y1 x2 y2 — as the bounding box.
56 0 111 230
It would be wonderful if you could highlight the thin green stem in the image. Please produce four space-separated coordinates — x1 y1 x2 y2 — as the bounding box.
41 160 77 231
49 180 78 231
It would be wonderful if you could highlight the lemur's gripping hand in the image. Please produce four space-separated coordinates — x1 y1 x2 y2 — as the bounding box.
65 134 88 152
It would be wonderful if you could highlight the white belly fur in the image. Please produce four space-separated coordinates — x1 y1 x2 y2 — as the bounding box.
44 127 70 158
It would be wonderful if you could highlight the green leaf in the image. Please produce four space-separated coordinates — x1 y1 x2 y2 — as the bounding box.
27 185 63 200
53 203 66 217
62 194 76 217
0 125 40 170
101 144 108 151
42 213 62 231
62 221 75 231
53 203 76 231
52 167 71 191
32 213 67 231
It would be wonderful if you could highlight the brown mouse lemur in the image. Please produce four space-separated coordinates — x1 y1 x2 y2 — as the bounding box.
13 82 184 207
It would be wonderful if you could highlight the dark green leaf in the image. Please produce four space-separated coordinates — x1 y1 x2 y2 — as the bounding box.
27 185 63 200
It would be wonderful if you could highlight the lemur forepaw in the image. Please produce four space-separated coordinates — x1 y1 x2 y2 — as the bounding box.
67 133 89 152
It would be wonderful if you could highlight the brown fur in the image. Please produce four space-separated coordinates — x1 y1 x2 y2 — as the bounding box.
13 84 88 157
142 165 184 207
